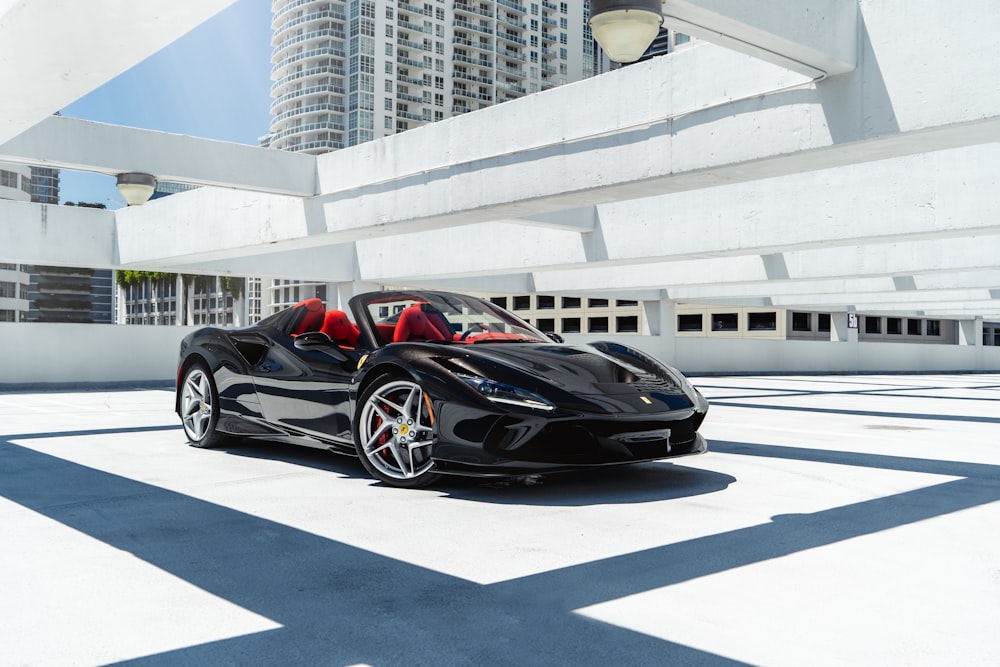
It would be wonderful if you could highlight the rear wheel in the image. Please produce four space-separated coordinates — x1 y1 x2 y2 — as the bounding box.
355 377 441 488
179 363 227 448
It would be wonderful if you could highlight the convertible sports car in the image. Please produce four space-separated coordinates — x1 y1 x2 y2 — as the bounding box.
176 289 708 488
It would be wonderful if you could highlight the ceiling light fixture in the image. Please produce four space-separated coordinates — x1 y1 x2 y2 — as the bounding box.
589 0 664 64
115 172 157 206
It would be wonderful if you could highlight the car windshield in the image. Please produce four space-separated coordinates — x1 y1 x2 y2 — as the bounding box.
353 290 549 346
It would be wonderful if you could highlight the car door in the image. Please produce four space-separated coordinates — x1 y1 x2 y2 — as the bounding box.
248 329 359 446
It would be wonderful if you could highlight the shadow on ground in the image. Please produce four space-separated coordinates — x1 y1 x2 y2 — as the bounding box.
216 437 737 506
3 425 997 666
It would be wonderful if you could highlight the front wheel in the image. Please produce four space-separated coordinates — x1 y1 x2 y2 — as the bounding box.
179 363 228 448
355 377 441 488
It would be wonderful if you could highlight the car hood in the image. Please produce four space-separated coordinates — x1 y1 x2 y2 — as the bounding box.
437 342 698 414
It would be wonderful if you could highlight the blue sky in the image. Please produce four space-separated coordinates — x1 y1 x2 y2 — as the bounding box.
59 0 273 208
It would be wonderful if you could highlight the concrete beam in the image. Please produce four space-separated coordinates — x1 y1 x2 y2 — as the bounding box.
115 188 316 266
532 236 1000 294
139 245 358 283
353 222 593 282
773 289 997 308
661 0 858 77
0 0 238 144
326 144 1000 283
667 272 1000 301
0 200 116 267
0 116 317 197
299 11 1000 243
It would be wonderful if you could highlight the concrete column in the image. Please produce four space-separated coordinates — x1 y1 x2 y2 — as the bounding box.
334 281 382 311
832 311 858 343
175 274 184 325
115 277 126 325
642 293 677 365
958 317 982 346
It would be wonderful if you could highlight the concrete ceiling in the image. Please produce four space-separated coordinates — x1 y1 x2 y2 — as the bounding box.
1 0 998 320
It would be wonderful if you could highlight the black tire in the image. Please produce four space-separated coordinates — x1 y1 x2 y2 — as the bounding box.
179 363 228 448
354 376 441 488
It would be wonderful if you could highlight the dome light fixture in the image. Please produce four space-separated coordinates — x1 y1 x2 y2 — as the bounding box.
115 172 157 206
589 0 664 64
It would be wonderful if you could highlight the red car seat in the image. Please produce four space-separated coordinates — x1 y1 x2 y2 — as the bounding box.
319 309 359 348
393 305 446 343
291 298 325 335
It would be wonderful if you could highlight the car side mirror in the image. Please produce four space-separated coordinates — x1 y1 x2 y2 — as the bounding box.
545 332 564 343
294 331 349 362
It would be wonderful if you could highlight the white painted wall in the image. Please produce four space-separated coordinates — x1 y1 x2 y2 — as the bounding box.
1 324 996 389
565 333 999 376
0 323 196 387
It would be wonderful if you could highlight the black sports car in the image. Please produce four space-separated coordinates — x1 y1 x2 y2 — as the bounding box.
176 289 708 488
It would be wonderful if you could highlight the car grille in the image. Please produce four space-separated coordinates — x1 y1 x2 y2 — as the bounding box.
485 412 705 465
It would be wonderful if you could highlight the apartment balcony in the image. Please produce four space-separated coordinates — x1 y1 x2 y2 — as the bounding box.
271 102 345 124
272 8 346 39
454 2 492 19
497 32 526 46
453 35 494 54
453 71 493 85
396 72 424 85
272 46 346 75
497 0 527 13
498 15 527 30
398 18 427 33
397 37 425 51
268 120 345 143
289 138 344 154
270 66 345 97
398 56 427 69
454 19 493 35
271 82 345 109
396 110 427 122
397 92 427 104
399 2 426 14
452 87 480 102
497 80 526 95
497 63 526 78
272 0 335 23
272 29 346 60
454 53 492 67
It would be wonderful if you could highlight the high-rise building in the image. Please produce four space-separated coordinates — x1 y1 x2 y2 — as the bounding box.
117 273 248 327
0 161 32 202
30 166 60 204
26 265 114 323
114 181 255 327
1 164 114 323
263 0 597 153
0 263 29 323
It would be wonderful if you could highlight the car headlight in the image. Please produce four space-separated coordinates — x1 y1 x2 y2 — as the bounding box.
456 374 555 411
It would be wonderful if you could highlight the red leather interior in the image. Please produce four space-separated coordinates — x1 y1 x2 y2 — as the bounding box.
393 305 446 343
292 298 325 335
319 309 359 347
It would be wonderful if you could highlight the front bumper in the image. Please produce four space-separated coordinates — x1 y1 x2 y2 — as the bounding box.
430 401 708 474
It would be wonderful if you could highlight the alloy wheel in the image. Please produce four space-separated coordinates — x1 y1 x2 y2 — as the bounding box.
358 379 437 481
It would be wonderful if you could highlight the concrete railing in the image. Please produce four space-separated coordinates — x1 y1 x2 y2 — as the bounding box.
0 323 197 388
565 333 1000 376
1 324 997 389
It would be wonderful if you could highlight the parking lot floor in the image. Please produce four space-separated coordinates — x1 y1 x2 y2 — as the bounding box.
1 373 998 666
